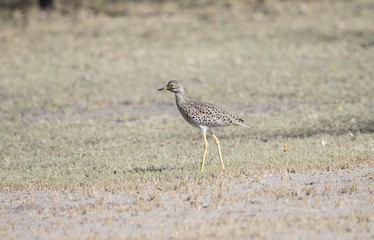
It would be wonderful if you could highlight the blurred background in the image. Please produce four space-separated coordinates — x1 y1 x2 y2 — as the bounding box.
1 0 373 121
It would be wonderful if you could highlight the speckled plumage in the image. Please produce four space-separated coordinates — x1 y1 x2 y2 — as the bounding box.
158 80 253 171
176 96 249 129
167 80 252 130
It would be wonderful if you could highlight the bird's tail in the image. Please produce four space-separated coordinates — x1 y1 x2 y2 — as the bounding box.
236 119 255 129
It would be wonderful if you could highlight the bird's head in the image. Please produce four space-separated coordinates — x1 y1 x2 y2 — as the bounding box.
158 80 184 93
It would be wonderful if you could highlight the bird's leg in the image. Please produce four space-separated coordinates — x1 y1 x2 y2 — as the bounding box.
201 132 208 172
210 132 225 170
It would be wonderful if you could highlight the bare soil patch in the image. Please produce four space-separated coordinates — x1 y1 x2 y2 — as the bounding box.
1 165 373 239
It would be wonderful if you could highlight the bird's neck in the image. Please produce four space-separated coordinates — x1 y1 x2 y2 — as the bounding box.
175 90 188 105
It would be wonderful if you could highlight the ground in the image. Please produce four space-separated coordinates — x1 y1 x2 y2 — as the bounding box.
0 0 373 239
1 166 374 239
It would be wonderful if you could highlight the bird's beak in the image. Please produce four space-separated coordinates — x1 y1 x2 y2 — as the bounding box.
158 86 168 91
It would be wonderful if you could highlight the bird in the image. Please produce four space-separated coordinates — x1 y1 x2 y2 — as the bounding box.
158 80 253 172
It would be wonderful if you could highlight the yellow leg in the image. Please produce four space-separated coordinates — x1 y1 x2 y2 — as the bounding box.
211 132 225 170
201 132 208 172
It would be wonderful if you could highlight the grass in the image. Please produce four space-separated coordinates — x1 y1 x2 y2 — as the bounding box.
0 0 373 192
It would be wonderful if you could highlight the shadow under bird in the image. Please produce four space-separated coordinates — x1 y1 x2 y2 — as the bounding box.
158 80 254 171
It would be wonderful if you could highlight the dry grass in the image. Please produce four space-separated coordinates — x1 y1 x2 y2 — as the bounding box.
0 0 373 191
1 166 374 239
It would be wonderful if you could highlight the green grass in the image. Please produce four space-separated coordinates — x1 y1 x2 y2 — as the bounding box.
0 1 373 192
